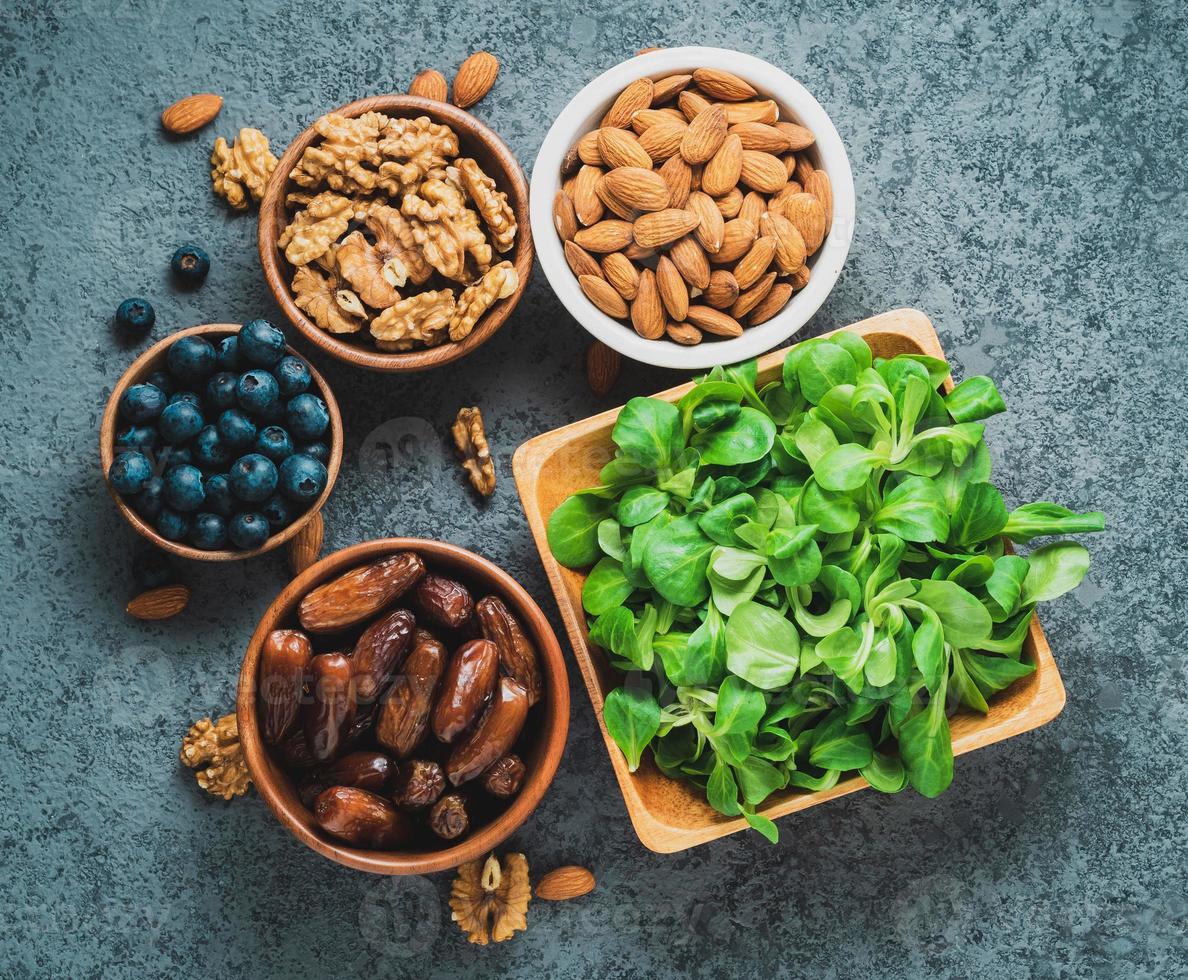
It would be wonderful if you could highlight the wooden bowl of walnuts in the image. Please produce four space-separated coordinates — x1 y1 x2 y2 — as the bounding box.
236 537 569 874
258 95 533 374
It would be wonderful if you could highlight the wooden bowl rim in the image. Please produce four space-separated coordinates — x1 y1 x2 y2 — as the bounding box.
99 323 344 562
236 537 571 875
257 94 535 374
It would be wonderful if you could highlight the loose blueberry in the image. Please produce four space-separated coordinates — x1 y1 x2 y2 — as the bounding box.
163 464 206 512
205 371 239 411
260 493 296 528
155 507 190 542
215 335 242 372
189 512 228 550
273 355 312 398
285 393 330 441
168 390 203 407
115 425 159 454
296 441 330 464
130 541 175 590
239 319 287 367
192 425 231 469
229 453 279 502
236 369 280 416
228 511 270 550
145 370 177 396
170 244 210 287
132 476 165 520
109 451 154 495
119 383 167 423
203 473 235 517
115 297 155 336
278 453 328 503
166 335 217 384
253 425 294 463
158 400 204 444
217 409 257 450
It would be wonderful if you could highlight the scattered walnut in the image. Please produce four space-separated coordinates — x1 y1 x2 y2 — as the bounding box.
292 265 364 334
450 853 531 945
278 190 355 266
211 128 277 210
453 158 517 253
370 289 456 350
289 111 389 193
452 406 495 496
180 713 251 800
450 261 518 341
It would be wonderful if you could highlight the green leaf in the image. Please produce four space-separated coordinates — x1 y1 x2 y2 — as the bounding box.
724 600 801 690
861 751 908 793
949 482 1008 547
873 477 949 543
798 342 858 404
612 397 682 470
588 606 637 662
1002 503 1106 543
547 494 613 568
809 711 874 770
692 399 741 433
642 515 715 606
801 479 860 534
698 493 758 546
911 606 946 694
949 644 989 712
596 518 626 561
616 486 669 527
707 758 742 815
1021 541 1092 604
984 555 1030 620
814 444 882 492
582 557 633 615
603 686 660 772
794 415 839 467
734 756 786 805
910 579 992 647
693 407 776 466
945 376 1007 422
743 810 779 843
712 675 767 736
961 650 1036 694
677 607 728 687
899 678 953 797
827 330 874 372
816 623 871 693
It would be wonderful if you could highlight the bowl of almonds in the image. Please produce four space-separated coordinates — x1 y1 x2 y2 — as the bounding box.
259 93 533 373
531 47 854 369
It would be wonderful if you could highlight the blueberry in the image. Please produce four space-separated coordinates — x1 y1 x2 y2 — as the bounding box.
237 369 280 416
217 409 257 450
158 400 204 444
256 396 286 423
215 335 242 372
155 507 190 541
115 425 158 454
159 445 192 469
132 476 165 520
166 335 217 384
278 453 328 503
119 383 167 423
115 297 155 336
253 425 294 463
229 453 278 502
228 511 270 550
260 493 296 528
192 425 231 469
296 441 330 464
163 464 206 512
131 542 175 590
205 371 239 411
109 451 154 495
168 390 202 407
145 370 177 396
286 393 330 441
170 244 210 287
189 512 228 550
239 319 287 367
273 355 312 398
203 473 235 517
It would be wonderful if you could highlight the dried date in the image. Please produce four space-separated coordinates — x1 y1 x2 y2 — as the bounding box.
375 630 446 758
414 574 474 629
480 754 526 798
298 552 425 633
258 629 312 745
318 750 394 792
313 786 414 849
390 759 445 808
352 608 416 703
302 652 356 762
475 596 542 705
447 677 530 786
428 793 469 840
431 639 498 744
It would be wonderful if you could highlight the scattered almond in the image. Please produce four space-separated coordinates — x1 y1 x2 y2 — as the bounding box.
601 252 640 300
601 77 654 128
536 866 597 901
692 68 757 102
580 274 629 318
585 342 621 396
749 282 793 324
452 51 500 109
161 93 222 135
630 268 666 339
655 256 690 321
287 510 324 575
633 208 700 248
408 69 448 102
680 104 727 164
127 584 190 621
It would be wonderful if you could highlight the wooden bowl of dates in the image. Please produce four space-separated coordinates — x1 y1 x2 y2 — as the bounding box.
257 95 534 374
236 537 569 874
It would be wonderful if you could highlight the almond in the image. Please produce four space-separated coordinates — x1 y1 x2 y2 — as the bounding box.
577 130 604 166
536 866 596 901
574 219 634 252
288 510 324 575
564 240 603 278
686 191 724 253
623 241 656 262
602 166 671 212
602 77 654 128
782 152 797 179
731 271 776 318
680 104 727 164
703 269 740 309
793 153 815 187
770 182 804 216
655 256 689 321
561 142 582 176
666 321 703 345
738 190 766 228
701 133 742 198
714 187 743 218
595 176 637 220
760 212 807 274
776 121 816 151
572 165 605 226
580 274 629 318
601 252 640 300
779 193 827 254
651 73 692 104
160 93 222 134
632 208 699 248
733 236 776 289
728 122 792 153
127 584 190 621
630 268 666 339
408 69 448 102
597 127 653 169
553 191 578 241
714 218 757 264
749 282 793 324
739 150 787 194
678 89 712 120
692 68 757 102
686 305 743 337
452 51 499 108
586 342 621 396
669 235 710 289
723 100 779 125
637 120 686 162
789 264 811 290
658 154 692 207
631 108 678 133
804 169 833 226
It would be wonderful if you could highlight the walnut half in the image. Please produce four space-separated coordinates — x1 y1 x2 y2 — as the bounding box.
180 713 251 800
449 852 531 944
450 261 518 342
452 406 495 497
211 128 277 210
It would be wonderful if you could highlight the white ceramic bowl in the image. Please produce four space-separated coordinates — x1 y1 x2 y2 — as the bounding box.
531 47 856 370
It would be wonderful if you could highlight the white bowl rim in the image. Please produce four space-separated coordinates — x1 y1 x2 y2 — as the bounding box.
530 46 856 370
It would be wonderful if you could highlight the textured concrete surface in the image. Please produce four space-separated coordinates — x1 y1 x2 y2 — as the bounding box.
1 0 1184 977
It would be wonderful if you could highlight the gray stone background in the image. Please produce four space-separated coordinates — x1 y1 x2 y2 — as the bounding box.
1 0 1184 976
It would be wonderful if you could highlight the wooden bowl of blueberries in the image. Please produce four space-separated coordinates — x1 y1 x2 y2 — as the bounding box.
100 322 342 560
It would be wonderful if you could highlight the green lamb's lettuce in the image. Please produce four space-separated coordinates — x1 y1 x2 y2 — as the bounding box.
545 332 1105 842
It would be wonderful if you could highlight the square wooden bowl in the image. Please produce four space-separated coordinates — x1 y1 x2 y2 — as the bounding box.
512 308 1066 853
